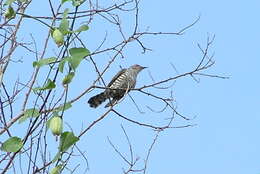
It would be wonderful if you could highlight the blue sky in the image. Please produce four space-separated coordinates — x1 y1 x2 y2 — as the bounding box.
1 0 260 174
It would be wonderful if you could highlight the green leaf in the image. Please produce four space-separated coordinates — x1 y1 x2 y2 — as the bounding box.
54 102 72 113
68 47 89 70
68 56 82 70
59 132 79 152
61 0 71 4
76 25 89 32
59 9 69 35
72 0 84 6
62 72 75 86
33 57 57 68
69 47 89 58
4 6 16 19
32 87 41 92
33 79 56 91
67 25 89 33
63 8 69 17
4 0 15 6
52 151 61 163
58 56 70 73
43 79 56 89
50 165 63 174
58 59 66 73
46 118 52 129
19 108 40 123
1 137 23 152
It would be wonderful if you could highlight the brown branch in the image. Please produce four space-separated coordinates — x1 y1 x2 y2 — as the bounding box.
112 109 172 130
78 109 112 138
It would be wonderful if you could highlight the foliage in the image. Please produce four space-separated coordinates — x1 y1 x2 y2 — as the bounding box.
0 0 225 173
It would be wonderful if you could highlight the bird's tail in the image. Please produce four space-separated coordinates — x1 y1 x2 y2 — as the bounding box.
88 92 108 108
105 98 118 108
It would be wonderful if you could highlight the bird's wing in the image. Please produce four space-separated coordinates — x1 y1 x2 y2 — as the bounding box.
107 68 126 87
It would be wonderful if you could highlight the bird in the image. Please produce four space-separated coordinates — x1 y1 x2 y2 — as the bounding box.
88 64 146 108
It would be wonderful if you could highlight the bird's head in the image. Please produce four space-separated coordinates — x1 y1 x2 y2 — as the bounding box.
131 64 147 73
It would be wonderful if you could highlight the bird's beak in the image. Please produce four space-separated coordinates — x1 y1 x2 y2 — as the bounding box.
142 66 147 69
